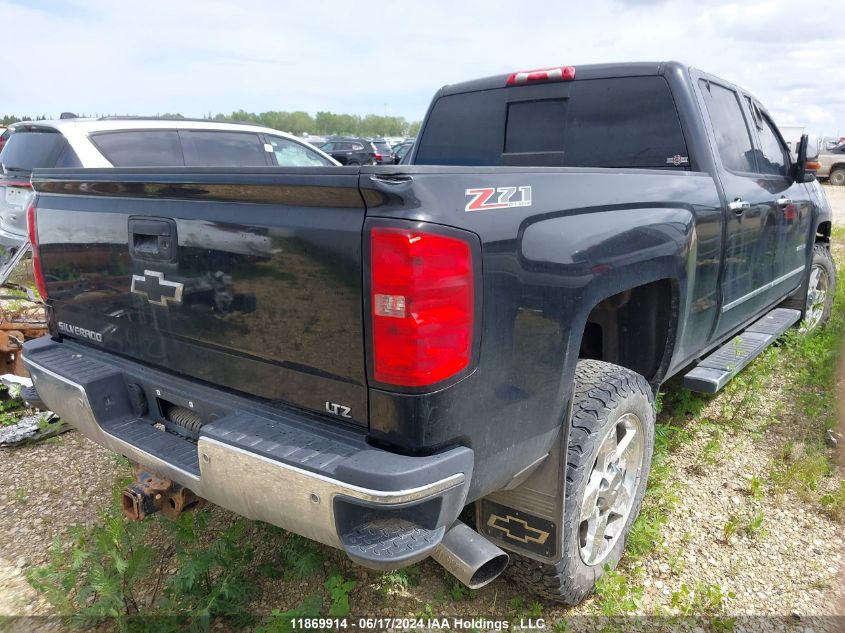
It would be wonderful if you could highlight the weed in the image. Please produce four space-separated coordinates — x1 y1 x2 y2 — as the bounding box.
377 565 420 598
670 581 734 616
744 511 766 539
722 515 739 544
820 480 845 522
258 529 324 582
324 573 355 617
27 503 158 629
162 511 258 629
12 488 28 504
770 442 831 495
748 475 764 501
28 485 265 631
415 602 437 620
0 392 25 426
447 576 475 602
527 600 544 618
254 594 323 633
660 386 708 421
594 568 643 616
702 434 722 465
552 619 571 633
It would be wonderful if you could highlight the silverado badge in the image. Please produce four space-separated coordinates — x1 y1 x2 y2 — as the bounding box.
130 270 184 307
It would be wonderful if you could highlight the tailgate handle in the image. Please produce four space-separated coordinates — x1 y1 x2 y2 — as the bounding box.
128 217 177 262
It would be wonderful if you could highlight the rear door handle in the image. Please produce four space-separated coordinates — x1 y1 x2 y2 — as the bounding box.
776 196 793 207
728 198 751 214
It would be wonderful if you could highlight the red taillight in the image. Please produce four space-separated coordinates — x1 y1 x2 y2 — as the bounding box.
506 65 575 86
370 227 474 387
26 205 48 301
375 153 383 161
3 181 32 189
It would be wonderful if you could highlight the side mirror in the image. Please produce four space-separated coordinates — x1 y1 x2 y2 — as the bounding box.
794 134 819 183
805 134 820 160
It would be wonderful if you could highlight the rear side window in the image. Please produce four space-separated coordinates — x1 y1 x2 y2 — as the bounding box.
182 131 268 167
415 76 688 169
92 130 184 166
0 130 70 170
698 80 756 173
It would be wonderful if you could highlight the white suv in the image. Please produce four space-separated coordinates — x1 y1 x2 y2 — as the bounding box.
0 118 339 254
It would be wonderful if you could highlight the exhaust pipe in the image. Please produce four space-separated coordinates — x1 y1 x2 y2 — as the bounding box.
431 521 509 589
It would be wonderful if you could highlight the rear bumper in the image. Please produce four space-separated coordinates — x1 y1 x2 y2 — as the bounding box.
23 336 472 569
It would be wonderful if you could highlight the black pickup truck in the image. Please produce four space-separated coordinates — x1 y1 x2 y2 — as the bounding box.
22 61 835 604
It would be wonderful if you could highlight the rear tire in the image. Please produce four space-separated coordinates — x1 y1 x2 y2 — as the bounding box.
782 243 836 331
829 168 845 186
506 360 655 604
348 161 361 166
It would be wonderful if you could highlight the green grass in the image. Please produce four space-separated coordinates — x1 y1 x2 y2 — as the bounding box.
26 482 341 632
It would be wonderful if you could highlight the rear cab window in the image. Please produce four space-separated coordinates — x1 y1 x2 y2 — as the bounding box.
414 76 689 169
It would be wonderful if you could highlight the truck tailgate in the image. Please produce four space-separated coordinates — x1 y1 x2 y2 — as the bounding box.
32 168 368 425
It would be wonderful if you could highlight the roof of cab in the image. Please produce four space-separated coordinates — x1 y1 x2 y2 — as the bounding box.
439 61 688 97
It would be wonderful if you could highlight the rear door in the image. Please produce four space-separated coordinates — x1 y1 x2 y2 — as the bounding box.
34 168 369 425
695 74 782 338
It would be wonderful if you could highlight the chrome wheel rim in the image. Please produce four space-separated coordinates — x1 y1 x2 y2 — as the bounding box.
578 412 645 566
805 264 830 331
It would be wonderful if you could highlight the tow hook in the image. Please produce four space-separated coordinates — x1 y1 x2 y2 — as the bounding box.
121 466 203 521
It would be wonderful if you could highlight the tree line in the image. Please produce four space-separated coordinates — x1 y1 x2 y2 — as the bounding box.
0 111 421 138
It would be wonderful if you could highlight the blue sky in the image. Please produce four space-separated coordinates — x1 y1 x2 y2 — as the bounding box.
4 0 844 137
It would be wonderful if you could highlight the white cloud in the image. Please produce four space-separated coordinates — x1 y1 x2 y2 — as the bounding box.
3 0 843 136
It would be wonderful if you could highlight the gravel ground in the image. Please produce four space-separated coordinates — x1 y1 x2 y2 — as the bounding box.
824 183 845 225
0 186 843 631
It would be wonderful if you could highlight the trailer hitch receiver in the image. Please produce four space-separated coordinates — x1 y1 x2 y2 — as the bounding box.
121 465 203 521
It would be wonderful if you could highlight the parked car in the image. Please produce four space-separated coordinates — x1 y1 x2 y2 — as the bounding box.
815 143 845 185
370 139 395 165
319 138 377 165
23 61 833 605
0 117 339 263
391 140 414 164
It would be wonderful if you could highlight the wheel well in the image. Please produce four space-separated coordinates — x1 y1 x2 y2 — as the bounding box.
578 279 673 383
817 220 832 244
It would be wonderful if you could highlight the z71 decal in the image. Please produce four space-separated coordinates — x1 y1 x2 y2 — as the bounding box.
465 186 532 212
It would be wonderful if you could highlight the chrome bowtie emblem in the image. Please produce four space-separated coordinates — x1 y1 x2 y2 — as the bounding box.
130 270 184 307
